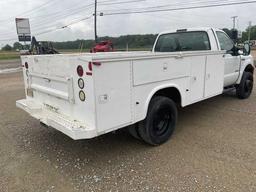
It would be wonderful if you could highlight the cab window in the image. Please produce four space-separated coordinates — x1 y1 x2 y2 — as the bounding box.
216 31 234 51
154 31 211 52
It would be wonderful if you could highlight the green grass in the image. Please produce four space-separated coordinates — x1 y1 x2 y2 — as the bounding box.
0 51 20 60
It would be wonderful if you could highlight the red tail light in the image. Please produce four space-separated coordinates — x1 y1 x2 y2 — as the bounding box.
25 62 28 69
77 65 84 77
88 62 101 72
88 62 93 71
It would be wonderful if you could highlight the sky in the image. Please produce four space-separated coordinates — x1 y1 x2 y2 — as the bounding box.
0 0 256 47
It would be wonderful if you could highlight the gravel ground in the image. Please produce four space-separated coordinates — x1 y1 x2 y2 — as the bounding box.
252 50 256 65
0 58 256 192
0 59 21 70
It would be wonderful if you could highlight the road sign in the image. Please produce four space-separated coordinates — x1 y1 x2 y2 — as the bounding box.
15 18 31 42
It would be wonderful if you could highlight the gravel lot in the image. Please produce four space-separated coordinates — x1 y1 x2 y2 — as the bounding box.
0 59 21 70
0 55 256 191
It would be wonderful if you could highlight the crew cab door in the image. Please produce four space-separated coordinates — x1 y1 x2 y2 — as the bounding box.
215 31 241 87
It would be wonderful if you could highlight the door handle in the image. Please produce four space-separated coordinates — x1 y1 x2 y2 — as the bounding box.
192 76 197 81
174 53 184 59
163 63 168 71
43 78 51 83
206 74 210 80
174 55 183 59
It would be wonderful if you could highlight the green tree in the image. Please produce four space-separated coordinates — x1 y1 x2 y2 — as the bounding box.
1 44 12 51
13 42 23 50
51 34 158 51
242 25 256 42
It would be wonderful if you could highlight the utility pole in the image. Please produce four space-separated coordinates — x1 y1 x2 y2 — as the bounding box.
248 21 252 42
231 16 238 29
94 0 98 43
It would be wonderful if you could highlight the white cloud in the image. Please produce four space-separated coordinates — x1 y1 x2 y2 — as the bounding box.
0 0 256 45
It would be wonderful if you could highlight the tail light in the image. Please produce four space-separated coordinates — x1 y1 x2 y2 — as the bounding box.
25 62 29 69
78 78 84 89
88 62 101 71
88 62 93 71
79 91 86 101
77 65 84 77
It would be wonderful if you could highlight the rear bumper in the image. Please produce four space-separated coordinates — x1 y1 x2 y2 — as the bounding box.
16 99 97 140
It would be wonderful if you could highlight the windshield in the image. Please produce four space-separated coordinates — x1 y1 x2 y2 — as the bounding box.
154 31 211 52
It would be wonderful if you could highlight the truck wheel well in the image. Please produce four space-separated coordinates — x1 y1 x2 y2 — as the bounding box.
245 65 254 74
153 87 181 106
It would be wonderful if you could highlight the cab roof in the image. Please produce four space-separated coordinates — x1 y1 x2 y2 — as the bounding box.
159 27 222 35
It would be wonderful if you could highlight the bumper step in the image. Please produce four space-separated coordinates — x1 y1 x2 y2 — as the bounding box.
16 99 97 140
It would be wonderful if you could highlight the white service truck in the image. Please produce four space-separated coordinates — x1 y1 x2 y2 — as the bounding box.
16 28 254 145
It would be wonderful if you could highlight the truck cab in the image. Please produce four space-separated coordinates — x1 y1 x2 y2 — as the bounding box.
153 28 253 88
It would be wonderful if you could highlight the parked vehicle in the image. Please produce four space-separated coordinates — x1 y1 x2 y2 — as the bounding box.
16 28 254 145
90 41 114 53
244 40 256 47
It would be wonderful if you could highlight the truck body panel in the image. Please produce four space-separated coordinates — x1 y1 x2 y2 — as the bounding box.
16 28 254 140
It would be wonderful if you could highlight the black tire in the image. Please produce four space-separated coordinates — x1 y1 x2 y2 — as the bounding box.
236 72 254 99
127 124 142 140
138 96 177 146
40 121 48 128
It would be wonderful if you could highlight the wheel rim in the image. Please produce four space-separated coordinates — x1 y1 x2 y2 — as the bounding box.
245 79 253 94
152 106 173 137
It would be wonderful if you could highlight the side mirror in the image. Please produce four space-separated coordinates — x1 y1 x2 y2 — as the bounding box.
244 43 251 55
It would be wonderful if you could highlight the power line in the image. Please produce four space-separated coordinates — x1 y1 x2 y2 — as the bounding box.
0 37 18 42
0 0 221 35
0 15 93 42
0 0 58 23
0 0 146 38
0 0 145 24
99 0 146 5
18 0 58 17
1 0 256 42
34 15 94 36
100 0 230 13
102 0 256 16
20 0 146 35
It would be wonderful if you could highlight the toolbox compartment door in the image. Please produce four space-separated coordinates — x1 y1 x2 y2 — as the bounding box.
94 61 132 132
204 55 225 97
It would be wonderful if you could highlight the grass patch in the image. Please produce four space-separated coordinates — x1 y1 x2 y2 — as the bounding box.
0 51 20 60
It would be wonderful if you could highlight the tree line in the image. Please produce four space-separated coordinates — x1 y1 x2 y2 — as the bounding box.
1 34 157 51
1 26 255 51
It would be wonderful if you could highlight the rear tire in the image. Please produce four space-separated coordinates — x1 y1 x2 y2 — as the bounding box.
127 124 141 140
40 121 48 128
236 72 254 99
138 96 177 146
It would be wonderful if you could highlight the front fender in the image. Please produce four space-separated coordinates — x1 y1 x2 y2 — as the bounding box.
237 55 254 84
